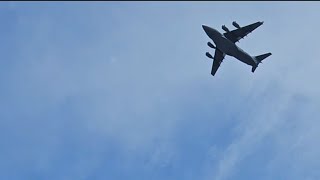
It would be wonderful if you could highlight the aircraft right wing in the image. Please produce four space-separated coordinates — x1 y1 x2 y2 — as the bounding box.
211 49 225 76
223 21 264 43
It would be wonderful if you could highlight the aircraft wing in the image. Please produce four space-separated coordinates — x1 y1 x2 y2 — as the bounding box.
211 49 225 76
223 21 264 43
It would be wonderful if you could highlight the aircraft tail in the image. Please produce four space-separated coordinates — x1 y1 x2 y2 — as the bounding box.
252 52 272 73
254 52 272 63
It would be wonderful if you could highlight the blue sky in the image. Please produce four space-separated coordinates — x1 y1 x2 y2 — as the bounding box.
1 2 320 180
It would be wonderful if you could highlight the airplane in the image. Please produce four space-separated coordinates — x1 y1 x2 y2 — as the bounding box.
202 21 272 76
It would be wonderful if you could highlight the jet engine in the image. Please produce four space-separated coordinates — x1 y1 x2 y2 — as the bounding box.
222 25 230 32
207 42 216 49
232 21 241 29
206 52 213 59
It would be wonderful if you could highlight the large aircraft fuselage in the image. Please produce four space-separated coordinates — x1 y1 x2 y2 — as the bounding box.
202 25 257 66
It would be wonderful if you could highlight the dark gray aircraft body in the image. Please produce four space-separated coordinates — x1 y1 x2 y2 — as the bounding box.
202 21 272 76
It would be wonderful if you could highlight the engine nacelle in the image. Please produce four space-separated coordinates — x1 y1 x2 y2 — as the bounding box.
206 52 213 59
207 42 216 49
232 21 241 29
222 25 230 32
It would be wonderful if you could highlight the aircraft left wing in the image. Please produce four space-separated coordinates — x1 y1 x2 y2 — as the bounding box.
211 49 225 76
224 21 264 43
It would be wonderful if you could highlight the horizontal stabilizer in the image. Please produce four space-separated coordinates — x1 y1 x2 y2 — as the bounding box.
254 52 272 63
252 52 272 73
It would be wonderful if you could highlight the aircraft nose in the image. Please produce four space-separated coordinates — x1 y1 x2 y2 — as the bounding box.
202 24 209 31
202 24 213 36
202 24 210 34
